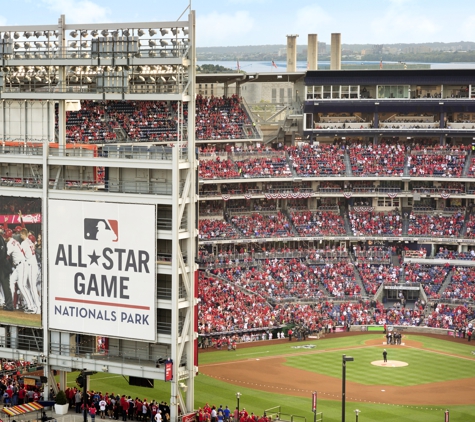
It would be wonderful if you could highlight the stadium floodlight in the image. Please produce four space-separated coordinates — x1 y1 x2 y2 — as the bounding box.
149 39 157 47
149 50 157 57
122 29 130 36
14 42 21 50
24 32 32 38
111 30 119 37
160 28 169 36
34 75 42 82
70 30 78 38
115 66 122 72
160 50 167 57
44 31 51 37
138 75 145 82
34 42 42 48
3 32 9 39
81 41 88 48
149 29 157 36
81 52 90 58
24 42 31 49
101 29 108 37
138 29 145 37
183 28 189 35
71 52 78 58
70 41 77 48
34 31 42 38
91 30 99 37
148 76 155 83
70 75 78 82
160 39 169 47
171 28 178 36
81 30 88 38
13 32 20 39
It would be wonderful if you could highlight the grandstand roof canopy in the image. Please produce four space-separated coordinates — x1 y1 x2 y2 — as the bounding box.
196 72 305 85
305 68 475 86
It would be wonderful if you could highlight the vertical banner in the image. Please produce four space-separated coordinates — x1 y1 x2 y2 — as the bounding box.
0 196 42 327
48 200 156 341
164 359 173 381
312 391 317 412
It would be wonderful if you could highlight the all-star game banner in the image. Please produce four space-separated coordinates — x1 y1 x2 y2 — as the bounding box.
48 199 156 341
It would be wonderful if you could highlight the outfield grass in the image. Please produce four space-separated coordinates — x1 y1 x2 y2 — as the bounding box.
70 334 475 422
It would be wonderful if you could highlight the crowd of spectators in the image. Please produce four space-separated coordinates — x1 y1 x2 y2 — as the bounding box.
355 263 402 294
348 142 406 176
442 266 475 301
290 210 347 236
198 274 277 334
63 100 117 143
230 212 294 238
426 303 475 330
286 144 345 176
403 263 450 298
435 248 475 261
199 219 240 240
407 147 467 177
234 155 292 178
199 157 240 179
407 213 464 237
349 210 402 236
196 95 251 140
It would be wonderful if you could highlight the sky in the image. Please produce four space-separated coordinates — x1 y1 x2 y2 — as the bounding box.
1 0 474 47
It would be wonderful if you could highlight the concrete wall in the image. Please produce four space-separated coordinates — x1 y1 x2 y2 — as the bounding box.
286 35 298 72
330 33 341 70
0 100 54 141
308 34 318 71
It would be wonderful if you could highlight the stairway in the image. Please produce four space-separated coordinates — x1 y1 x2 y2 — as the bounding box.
344 150 353 176
437 268 454 297
348 253 367 295
462 150 472 176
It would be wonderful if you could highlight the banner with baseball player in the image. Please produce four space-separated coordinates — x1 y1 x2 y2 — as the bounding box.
48 200 156 341
0 196 42 327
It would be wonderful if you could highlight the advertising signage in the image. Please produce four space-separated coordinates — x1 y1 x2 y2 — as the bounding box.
48 200 156 341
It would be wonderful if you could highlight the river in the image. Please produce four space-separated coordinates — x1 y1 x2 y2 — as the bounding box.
197 60 475 72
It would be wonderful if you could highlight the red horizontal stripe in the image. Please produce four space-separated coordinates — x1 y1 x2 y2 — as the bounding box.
55 297 150 310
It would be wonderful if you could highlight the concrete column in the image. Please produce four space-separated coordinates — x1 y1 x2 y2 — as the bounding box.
308 34 318 70
287 34 299 72
330 33 341 70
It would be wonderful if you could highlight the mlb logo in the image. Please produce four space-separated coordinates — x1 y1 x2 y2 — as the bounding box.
84 218 118 242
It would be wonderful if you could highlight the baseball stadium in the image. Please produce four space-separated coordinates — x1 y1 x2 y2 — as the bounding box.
0 5 474 422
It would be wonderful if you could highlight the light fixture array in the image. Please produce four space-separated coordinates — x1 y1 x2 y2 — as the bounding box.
0 27 190 60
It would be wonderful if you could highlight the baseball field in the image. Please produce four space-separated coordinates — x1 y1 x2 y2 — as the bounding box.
72 332 475 422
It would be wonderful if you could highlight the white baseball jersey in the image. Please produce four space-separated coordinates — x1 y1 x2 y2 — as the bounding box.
7 239 25 264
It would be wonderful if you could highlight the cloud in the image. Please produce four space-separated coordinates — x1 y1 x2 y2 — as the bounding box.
369 3 439 43
41 0 110 23
458 15 475 41
198 11 255 47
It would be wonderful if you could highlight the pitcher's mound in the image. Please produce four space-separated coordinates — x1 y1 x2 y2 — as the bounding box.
371 360 408 367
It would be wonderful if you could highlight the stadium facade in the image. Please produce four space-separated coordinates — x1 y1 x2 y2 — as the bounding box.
1 11 475 421
0 11 198 420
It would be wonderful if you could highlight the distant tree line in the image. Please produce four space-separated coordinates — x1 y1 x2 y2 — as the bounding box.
197 64 234 73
